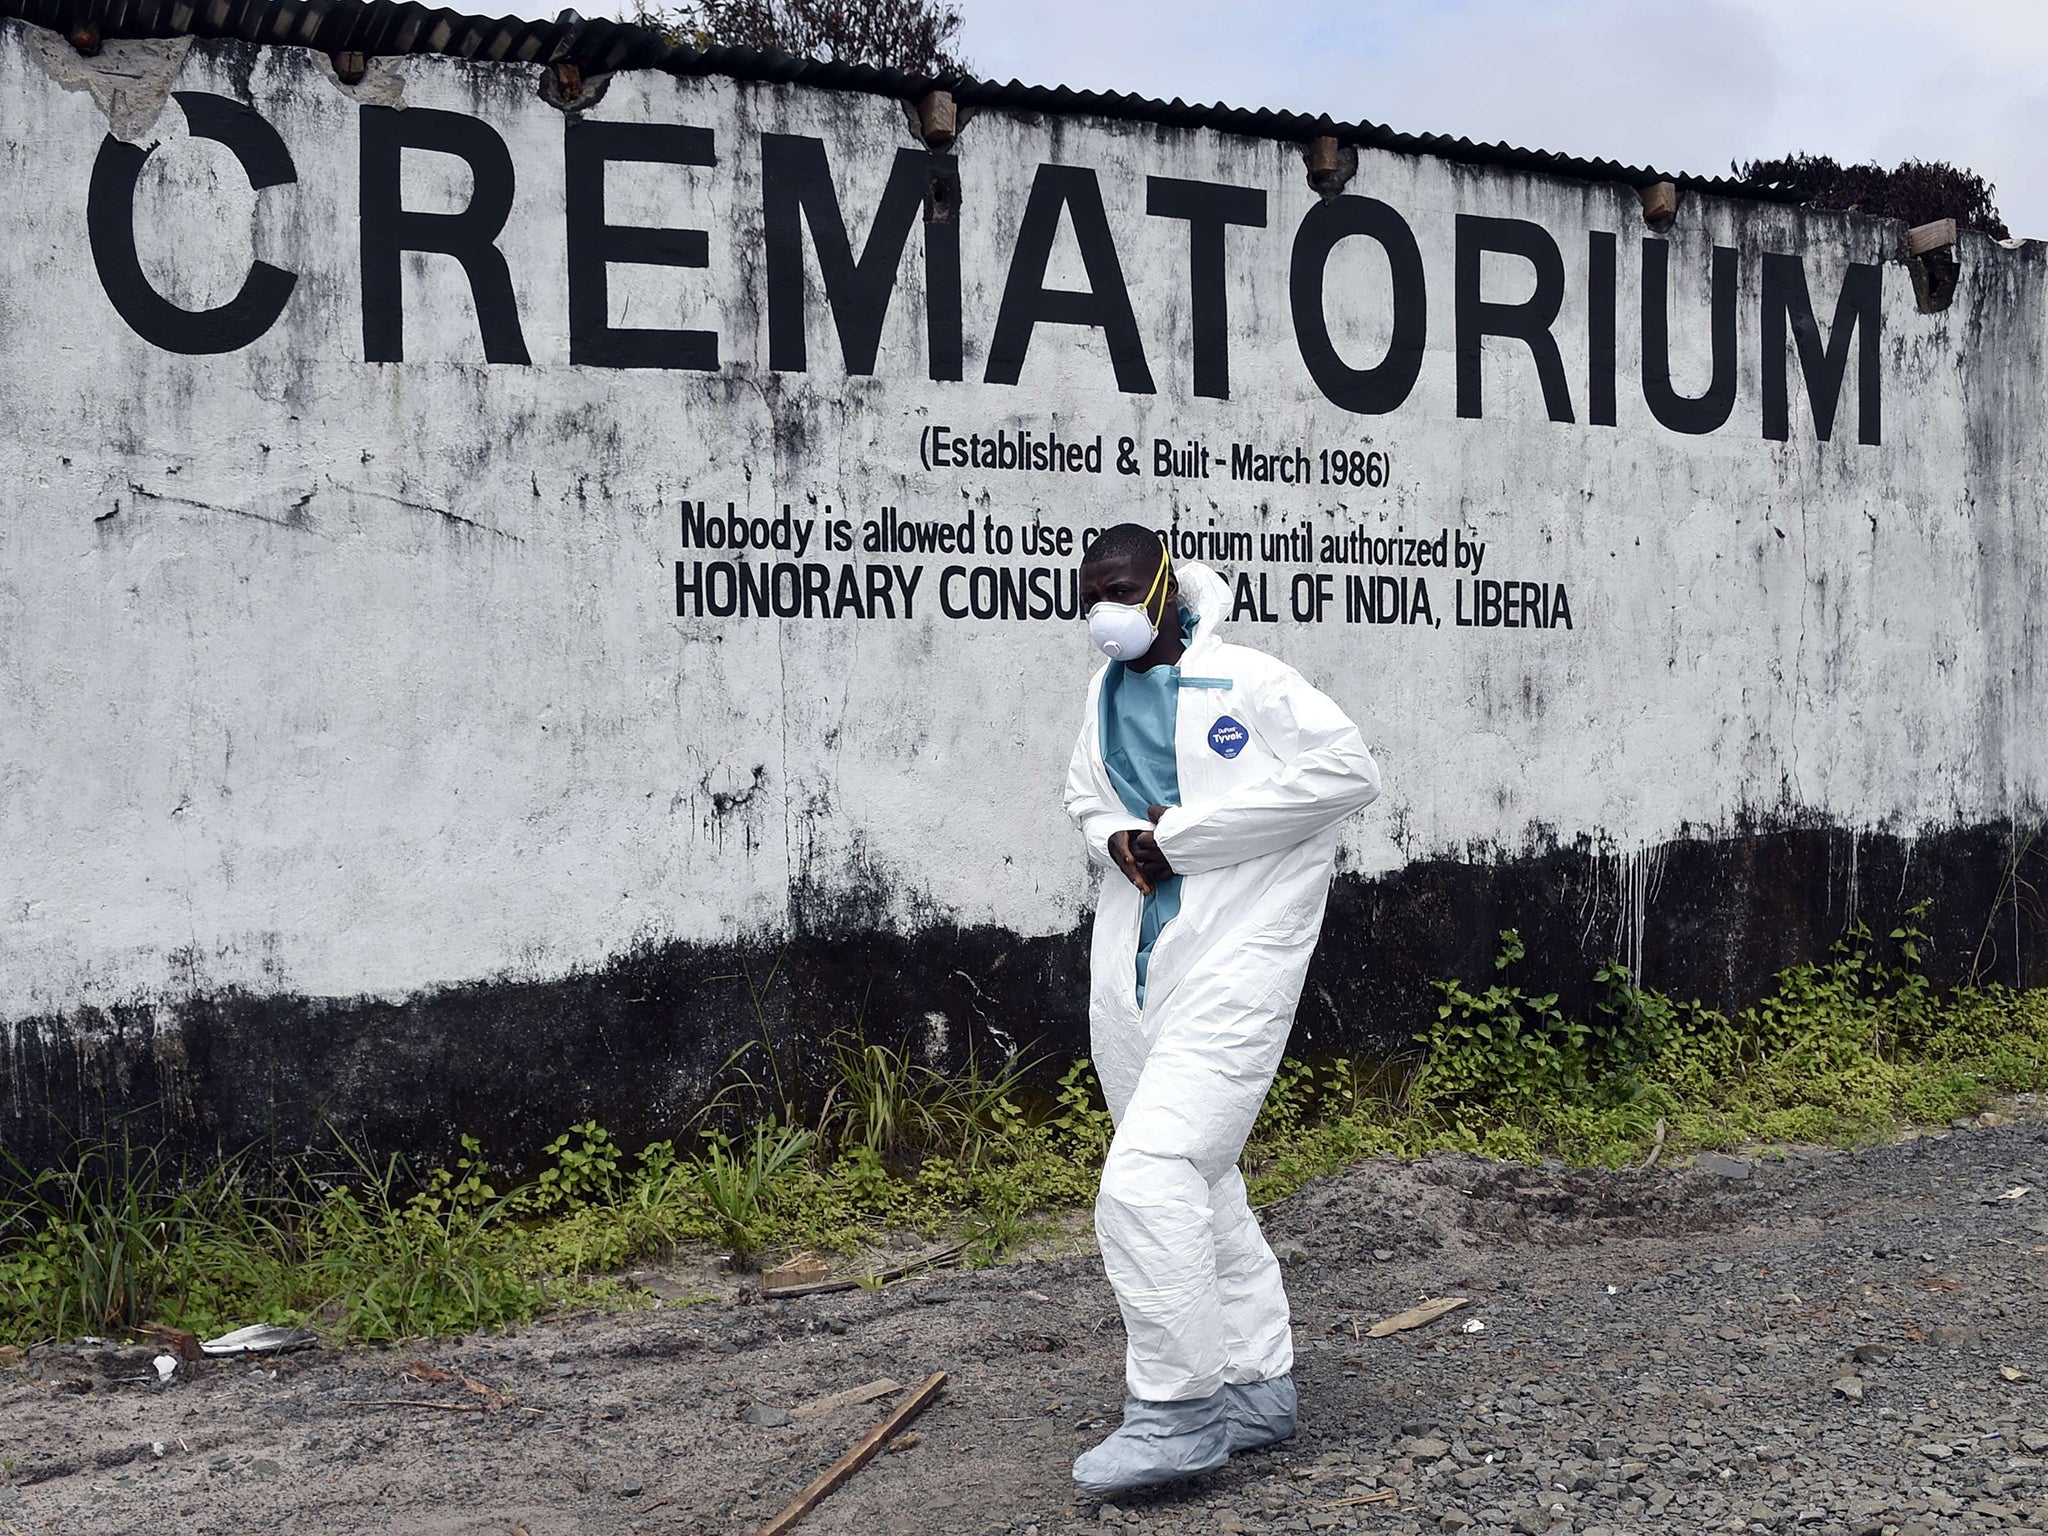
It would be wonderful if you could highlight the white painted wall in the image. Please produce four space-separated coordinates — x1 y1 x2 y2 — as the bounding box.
1 22 2042 1023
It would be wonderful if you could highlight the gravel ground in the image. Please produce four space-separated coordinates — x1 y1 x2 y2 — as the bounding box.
3 1113 2045 1536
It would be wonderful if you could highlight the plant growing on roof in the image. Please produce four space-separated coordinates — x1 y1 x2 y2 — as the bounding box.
634 0 969 74
1736 153 2009 239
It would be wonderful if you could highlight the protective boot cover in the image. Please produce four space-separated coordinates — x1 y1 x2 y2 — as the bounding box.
1065 561 1382 1402
1072 1390 1234 1496
1221 1375 1297 1452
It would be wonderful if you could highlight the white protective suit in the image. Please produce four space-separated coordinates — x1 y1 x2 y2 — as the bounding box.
1064 560 1382 1403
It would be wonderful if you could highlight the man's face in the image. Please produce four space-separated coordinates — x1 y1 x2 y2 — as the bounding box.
1080 548 1175 621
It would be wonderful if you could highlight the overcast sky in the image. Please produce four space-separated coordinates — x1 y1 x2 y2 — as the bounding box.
544 0 2048 237
956 0 2048 237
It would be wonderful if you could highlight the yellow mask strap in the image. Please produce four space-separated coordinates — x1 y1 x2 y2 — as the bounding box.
1141 540 1170 626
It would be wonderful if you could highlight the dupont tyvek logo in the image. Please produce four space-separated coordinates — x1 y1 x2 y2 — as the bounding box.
1208 716 1248 758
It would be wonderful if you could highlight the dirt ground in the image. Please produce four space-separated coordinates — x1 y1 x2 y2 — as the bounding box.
4 1112 2046 1536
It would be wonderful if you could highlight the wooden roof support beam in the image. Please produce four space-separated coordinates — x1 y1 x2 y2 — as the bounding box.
1639 180 1678 229
918 90 957 149
1304 135 1355 199
1907 218 1959 256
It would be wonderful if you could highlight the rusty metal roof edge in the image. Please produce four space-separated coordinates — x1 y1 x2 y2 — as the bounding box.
4 0 1803 203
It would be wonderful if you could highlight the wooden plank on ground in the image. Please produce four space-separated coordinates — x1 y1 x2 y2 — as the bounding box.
761 1255 830 1293
759 1244 966 1300
791 1377 904 1421
755 1371 948 1536
1366 1297 1470 1338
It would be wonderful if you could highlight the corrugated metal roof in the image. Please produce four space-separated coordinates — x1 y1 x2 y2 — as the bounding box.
2 0 1795 202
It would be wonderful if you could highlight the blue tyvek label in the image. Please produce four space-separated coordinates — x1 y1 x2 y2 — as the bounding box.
1208 716 1248 758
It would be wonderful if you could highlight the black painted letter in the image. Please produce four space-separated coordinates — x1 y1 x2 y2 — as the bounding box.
360 106 529 365
1587 231 1616 427
1761 254 1882 445
1288 196 1426 416
1641 239 1738 435
763 135 959 380
984 165 1154 394
1455 215 1573 422
88 93 298 354
566 120 717 370
1145 176 1266 399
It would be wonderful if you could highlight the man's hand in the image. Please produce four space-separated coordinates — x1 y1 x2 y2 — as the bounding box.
1110 809 1178 894
1129 830 1175 885
1108 830 1152 896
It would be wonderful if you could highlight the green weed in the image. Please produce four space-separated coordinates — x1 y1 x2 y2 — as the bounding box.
0 1137 307 1341
301 1145 543 1342
821 1036 1030 1165
690 1121 814 1261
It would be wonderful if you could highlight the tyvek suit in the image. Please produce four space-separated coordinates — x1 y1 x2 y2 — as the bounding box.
1064 560 1381 1404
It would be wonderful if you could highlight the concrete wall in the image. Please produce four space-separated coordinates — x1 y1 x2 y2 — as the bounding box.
3 22 2043 1166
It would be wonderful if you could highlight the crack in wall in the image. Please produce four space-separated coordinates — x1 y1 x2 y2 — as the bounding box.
23 29 190 141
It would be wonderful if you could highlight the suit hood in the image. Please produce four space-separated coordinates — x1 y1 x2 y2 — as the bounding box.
1177 560 1230 636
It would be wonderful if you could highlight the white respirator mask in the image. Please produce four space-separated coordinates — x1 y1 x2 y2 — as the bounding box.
1086 542 1172 661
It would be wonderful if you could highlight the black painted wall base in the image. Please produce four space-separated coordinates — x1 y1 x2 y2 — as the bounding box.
5 818 2042 1177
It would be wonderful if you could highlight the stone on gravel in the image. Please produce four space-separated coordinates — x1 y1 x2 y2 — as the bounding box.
1695 1153 1756 1180
741 1402 791 1427
1831 1376 1864 1402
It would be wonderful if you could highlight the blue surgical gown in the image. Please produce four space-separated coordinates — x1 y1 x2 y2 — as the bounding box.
1098 617 1195 1005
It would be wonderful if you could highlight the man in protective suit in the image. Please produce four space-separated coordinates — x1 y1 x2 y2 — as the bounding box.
1063 524 1382 1496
